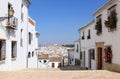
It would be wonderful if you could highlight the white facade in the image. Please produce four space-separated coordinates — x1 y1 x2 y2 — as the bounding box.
0 0 38 70
68 49 75 65
38 59 49 68
93 0 120 71
68 40 80 66
79 20 96 69
79 0 120 71
27 17 38 68
49 62 61 68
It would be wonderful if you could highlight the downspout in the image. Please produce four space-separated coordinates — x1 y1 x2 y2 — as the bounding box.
26 15 29 68
78 29 81 64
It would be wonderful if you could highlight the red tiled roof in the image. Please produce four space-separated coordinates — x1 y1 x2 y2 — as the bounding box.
38 54 49 59
28 18 35 26
49 57 62 62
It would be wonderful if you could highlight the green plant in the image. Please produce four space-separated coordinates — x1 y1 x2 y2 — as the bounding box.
95 19 102 35
104 10 117 31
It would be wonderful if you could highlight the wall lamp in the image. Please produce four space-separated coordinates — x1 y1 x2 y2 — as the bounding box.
0 7 14 21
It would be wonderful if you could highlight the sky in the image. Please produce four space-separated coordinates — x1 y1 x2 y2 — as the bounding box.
29 0 108 46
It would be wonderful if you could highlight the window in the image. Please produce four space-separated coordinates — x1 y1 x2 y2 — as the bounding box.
8 3 12 22
28 52 31 58
21 4 24 21
95 15 102 35
44 60 47 63
76 44 78 52
20 29 23 47
11 41 17 58
0 40 6 61
108 5 116 16
28 32 33 44
32 51 34 57
91 49 95 60
87 29 91 39
80 51 82 59
105 5 117 31
82 31 85 40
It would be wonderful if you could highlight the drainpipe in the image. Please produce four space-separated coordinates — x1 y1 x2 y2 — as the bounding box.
26 15 29 68
78 29 81 65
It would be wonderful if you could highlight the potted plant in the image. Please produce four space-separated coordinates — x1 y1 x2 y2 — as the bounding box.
87 35 90 39
82 36 84 40
104 10 117 31
95 19 102 35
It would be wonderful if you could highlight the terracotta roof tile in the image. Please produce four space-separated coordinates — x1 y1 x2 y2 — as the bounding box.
49 57 62 62
38 54 49 59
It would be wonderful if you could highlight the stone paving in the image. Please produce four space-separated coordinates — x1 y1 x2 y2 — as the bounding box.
0 68 120 79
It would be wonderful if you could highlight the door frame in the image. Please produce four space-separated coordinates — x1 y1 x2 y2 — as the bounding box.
88 49 91 69
96 42 104 70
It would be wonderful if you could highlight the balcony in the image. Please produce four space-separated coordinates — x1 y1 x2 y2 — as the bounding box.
6 16 18 30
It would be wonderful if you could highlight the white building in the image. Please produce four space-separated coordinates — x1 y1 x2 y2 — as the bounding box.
68 40 80 66
0 0 39 70
79 20 96 69
93 0 120 71
27 17 39 68
68 48 75 65
49 56 62 68
79 0 120 71
38 53 49 68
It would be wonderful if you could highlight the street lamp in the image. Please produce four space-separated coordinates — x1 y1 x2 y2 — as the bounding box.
8 7 14 18
0 7 14 21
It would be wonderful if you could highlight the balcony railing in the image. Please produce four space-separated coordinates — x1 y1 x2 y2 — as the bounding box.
6 16 18 29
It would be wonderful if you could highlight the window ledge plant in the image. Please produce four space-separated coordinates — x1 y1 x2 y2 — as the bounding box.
104 11 117 31
95 20 102 35
82 36 84 40
87 35 91 39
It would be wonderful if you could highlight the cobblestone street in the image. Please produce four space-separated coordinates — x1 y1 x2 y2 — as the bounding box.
0 68 119 79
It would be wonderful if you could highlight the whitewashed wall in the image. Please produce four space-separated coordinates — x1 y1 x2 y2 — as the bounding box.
38 59 49 68
49 62 60 68
0 0 38 70
94 0 120 65
80 21 96 69
68 50 75 65
27 17 38 68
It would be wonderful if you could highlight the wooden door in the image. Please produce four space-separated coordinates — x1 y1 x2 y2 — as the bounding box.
98 47 102 69
52 63 54 68
0 41 2 60
88 50 91 69
83 51 86 67
58 63 61 68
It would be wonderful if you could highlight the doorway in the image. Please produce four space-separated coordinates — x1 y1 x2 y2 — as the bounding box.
96 42 104 70
83 51 86 67
97 47 102 69
88 50 91 69
52 63 54 68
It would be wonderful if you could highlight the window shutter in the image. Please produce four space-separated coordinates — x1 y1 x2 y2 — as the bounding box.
1 41 6 60
13 42 17 57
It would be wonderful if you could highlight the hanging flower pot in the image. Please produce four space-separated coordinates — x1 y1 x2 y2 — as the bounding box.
104 10 117 31
104 46 112 63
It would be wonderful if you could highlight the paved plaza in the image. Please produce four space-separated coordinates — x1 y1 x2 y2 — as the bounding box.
0 68 119 79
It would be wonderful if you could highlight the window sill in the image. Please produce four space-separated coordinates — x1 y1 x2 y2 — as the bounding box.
0 60 5 64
